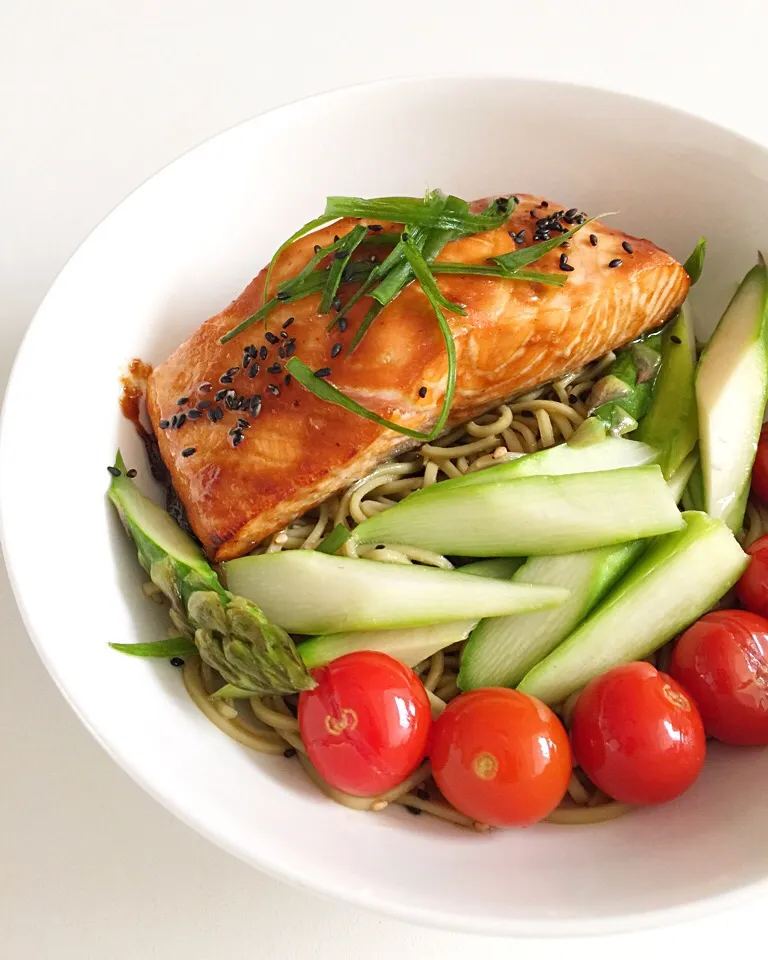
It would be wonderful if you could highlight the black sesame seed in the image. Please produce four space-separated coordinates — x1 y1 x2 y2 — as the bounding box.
215 389 227 401
331 295 342 312
170 657 184 667
375 544 385 550
213 406 224 421
589 234 598 247
565 207 578 219
250 395 262 416
107 465 121 477
608 258 623 268
243 355 252 369
259 346 268 360
284 341 296 357
225 391 238 410
280 330 289 339
334 235 339 243
245 344 257 357
283 747 298 758
187 409 202 420
267 363 282 374
170 414 178 428
338 317 348 332
512 196 519 204
559 253 574 272
181 446 196 457
198 381 212 393
418 386 427 398
670 335 682 344
248 363 260 379
278 346 286 359
231 431 244 447
276 291 290 301
405 805 422 816
314 367 331 379
575 214 587 224
560 241 570 248
284 374 292 386
331 343 342 359
197 400 212 410
175 413 187 428
313 244 321 254
177 396 189 405
267 384 280 396
126 468 138 479
530 209 538 218
568 394 579 404
282 317 294 329
333 250 346 261
265 331 279 345
515 230 526 244
401 232 409 242
207 409 218 422
219 374 233 384
622 241 634 254
368 224 383 232
158 419 170 429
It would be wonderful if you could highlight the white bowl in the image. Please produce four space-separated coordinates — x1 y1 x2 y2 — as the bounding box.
3 77 768 937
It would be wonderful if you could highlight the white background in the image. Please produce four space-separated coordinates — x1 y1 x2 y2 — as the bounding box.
3 1 768 956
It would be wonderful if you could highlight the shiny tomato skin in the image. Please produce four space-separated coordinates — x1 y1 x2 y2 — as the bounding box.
750 425 768 505
570 663 705 805
669 610 768 745
298 651 431 797
735 535 768 619
429 688 571 827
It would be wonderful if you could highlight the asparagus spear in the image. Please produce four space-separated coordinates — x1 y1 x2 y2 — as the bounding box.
108 452 315 696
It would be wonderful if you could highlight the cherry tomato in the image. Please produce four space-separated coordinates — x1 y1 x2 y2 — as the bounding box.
750 424 768 505
298 651 431 797
429 688 571 827
669 610 768 745
570 662 705 805
735 535 768 619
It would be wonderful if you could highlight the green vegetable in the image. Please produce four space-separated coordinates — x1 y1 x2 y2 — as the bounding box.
262 214 335 309
108 454 314 695
410 436 658 500
696 260 768 532
109 637 199 658
351 466 683 557
588 337 662 436
315 523 351 555
459 540 645 691
492 215 601 272
634 306 698 479
317 224 368 313
683 237 707 285
431 263 566 286
323 194 513 234
297 557 516 669
682 459 705 512
517 511 748 705
667 450 699 505
222 550 567 635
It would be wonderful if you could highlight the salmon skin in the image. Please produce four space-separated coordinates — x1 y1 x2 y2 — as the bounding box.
147 194 689 561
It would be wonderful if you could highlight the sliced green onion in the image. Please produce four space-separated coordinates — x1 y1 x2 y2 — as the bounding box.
262 214 336 307
315 524 351 555
324 195 511 234
683 237 706 285
109 637 199 658
370 224 432 306
430 263 567 286
285 357 433 440
493 215 604 272
318 224 368 313
400 240 458 438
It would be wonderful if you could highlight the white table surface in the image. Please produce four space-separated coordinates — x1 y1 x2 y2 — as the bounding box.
3 1 768 956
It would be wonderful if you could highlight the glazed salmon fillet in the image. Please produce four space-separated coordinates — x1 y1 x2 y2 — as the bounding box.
147 194 689 560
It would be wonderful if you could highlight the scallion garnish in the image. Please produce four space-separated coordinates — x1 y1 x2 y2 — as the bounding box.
285 357 434 440
315 524 351 555
682 237 706 285
324 194 511 234
493 216 604 272
109 637 199 658
262 214 336 308
431 263 567 286
318 224 368 313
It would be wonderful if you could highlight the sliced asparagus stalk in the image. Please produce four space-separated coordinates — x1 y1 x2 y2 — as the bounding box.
517 512 748 705
635 306 698 480
410 436 657 500
222 550 567 634
696 261 768 532
108 453 314 695
297 557 517 669
350 466 683 557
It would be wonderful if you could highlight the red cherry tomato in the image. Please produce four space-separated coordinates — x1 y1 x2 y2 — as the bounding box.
429 688 571 827
570 662 705 805
669 610 768 745
298 651 431 797
750 424 768 505
735 535 768 618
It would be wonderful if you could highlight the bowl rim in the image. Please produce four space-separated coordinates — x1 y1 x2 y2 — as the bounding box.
2 72 767 937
